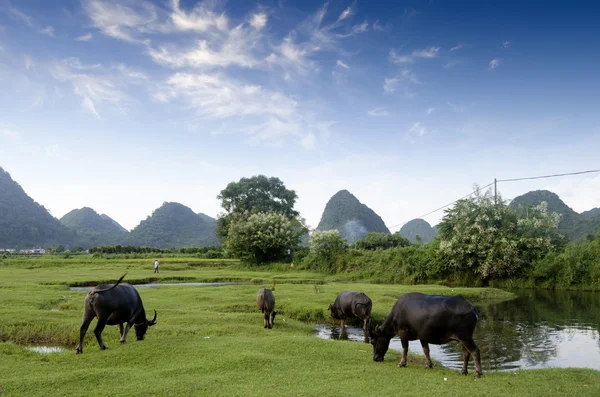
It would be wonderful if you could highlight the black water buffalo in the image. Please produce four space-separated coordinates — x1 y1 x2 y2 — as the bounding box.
369 292 482 377
328 291 372 330
75 274 157 354
256 288 277 329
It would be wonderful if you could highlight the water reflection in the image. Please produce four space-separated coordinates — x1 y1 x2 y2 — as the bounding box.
26 346 64 354
315 289 600 371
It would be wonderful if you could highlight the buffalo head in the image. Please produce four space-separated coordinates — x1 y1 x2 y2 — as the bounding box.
134 309 157 340
369 325 390 362
327 304 340 320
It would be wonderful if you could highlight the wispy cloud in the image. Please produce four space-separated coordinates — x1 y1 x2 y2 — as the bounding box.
39 26 55 37
450 43 464 51
50 58 143 118
384 69 418 97
83 0 158 43
153 72 325 148
373 20 385 31
337 5 353 22
1 128 23 142
447 101 466 113
249 13 267 30
407 121 428 142
502 41 510 48
170 0 228 32
367 108 389 117
488 59 500 70
24 56 33 70
390 46 440 64
426 107 435 115
443 60 461 69
75 33 93 41
6 7 33 27
336 59 350 69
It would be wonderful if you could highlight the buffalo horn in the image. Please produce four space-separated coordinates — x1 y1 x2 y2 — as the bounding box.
147 309 157 326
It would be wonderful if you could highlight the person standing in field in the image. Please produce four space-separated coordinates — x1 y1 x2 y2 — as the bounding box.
154 259 159 274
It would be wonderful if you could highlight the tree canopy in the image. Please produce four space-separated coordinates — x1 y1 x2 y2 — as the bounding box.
217 175 299 239
437 187 561 280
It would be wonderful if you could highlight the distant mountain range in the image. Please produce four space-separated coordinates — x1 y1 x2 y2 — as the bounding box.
316 190 390 244
509 190 600 240
0 166 218 249
127 202 219 248
60 207 128 247
399 219 438 243
2 165 599 249
0 167 75 249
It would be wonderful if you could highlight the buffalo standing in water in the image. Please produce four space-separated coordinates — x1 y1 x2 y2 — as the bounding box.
256 288 277 329
369 292 482 377
76 274 157 354
328 291 372 331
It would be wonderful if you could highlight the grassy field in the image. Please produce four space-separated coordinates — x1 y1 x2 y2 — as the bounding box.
1 257 599 396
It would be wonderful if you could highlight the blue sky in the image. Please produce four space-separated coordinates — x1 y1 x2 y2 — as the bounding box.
1 0 599 231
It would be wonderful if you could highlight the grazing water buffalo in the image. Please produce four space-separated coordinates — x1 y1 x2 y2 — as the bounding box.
369 292 482 377
75 274 157 354
256 288 277 329
328 291 372 331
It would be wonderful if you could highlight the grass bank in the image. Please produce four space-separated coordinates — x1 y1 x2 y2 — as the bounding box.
1 258 599 396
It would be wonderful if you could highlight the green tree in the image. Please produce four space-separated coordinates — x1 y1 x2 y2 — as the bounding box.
225 211 304 263
437 187 561 280
352 232 410 250
303 230 347 272
217 175 299 239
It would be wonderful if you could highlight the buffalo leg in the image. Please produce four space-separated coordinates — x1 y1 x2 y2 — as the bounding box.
263 312 268 328
421 341 433 368
398 338 409 367
363 317 371 332
76 311 95 354
340 319 345 330
461 338 482 377
461 344 471 375
120 322 133 344
118 323 124 338
93 319 108 350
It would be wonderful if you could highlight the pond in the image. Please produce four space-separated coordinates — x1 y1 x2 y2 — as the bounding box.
70 282 247 292
316 289 600 371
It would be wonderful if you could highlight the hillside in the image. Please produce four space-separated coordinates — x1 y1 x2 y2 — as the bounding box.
399 219 438 243
197 213 217 223
60 207 128 248
316 190 390 244
100 214 129 233
509 190 600 240
128 202 219 248
0 166 75 249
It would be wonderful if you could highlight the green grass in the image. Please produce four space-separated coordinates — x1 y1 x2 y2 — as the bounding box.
1 257 599 396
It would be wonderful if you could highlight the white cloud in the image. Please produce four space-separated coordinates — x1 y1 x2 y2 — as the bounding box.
336 59 350 69
488 59 500 70
502 41 511 48
337 6 352 22
170 0 228 32
249 13 267 30
6 7 33 27
83 0 158 42
390 46 440 64
367 108 389 117
450 43 463 51
75 33 93 41
407 121 428 142
50 58 136 118
153 72 325 148
383 77 399 93
426 107 435 115
39 26 55 37
384 69 418 96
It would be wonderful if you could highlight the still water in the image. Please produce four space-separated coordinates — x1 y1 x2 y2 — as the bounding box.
316 289 600 371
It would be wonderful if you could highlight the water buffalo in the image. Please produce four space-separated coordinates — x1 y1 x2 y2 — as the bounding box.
75 274 157 354
328 291 372 331
369 292 482 377
256 288 277 329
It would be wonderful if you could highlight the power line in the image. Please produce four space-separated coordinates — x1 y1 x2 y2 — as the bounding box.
387 182 494 231
387 168 600 232
497 169 600 183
